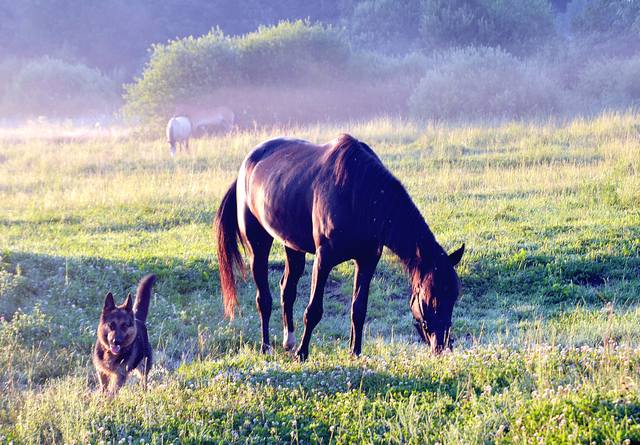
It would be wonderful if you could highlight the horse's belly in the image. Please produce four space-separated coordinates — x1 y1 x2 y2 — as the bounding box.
245 178 315 253
267 225 315 253
256 198 315 253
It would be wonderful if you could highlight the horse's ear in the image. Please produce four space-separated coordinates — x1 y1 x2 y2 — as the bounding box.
103 292 115 312
449 244 465 267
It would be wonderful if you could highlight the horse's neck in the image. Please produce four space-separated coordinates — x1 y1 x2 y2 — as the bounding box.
383 194 437 268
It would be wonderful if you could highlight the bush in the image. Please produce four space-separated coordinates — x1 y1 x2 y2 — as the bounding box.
575 55 640 111
122 29 237 123
1 57 118 118
409 47 559 120
235 20 351 84
531 35 640 114
420 0 556 54
572 0 640 36
123 20 357 125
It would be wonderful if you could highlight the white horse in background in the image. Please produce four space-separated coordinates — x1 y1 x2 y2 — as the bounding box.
166 116 192 156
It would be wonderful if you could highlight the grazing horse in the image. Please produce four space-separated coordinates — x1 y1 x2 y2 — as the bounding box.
215 134 465 360
166 116 192 156
193 106 235 136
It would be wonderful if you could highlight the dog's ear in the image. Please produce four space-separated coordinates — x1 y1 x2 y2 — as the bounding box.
122 292 133 312
103 292 116 312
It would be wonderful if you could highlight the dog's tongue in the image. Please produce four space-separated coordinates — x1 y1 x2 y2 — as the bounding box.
110 344 121 354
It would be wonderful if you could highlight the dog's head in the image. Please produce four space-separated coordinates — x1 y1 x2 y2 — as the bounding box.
98 292 137 355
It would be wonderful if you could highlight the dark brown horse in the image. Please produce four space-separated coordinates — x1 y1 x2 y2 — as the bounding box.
215 134 464 360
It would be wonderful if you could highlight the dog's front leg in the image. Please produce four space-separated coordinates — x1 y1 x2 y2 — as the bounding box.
97 371 110 393
108 369 127 395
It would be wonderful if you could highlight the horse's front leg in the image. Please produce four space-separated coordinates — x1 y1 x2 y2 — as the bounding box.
350 251 381 356
295 245 334 361
280 247 305 351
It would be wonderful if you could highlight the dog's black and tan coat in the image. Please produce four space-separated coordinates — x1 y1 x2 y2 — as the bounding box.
93 274 156 395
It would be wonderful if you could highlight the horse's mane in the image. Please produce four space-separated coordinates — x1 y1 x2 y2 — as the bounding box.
331 134 383 185
326 134 439 284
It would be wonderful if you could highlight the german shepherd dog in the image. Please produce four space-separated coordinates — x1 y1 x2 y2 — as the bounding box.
93 274 156 395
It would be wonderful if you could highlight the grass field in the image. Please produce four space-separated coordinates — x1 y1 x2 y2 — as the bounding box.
0 114 639 444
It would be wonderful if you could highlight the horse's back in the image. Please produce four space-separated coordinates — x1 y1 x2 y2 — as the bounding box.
167 116 191 141
245 137 315 165
239 138 328 252
241 134 381 201
243 134 368 168
238 135 388 253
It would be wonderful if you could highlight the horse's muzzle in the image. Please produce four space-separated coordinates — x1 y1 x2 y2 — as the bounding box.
414 321 453 354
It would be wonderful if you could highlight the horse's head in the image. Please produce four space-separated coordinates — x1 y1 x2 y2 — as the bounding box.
410 244 465 354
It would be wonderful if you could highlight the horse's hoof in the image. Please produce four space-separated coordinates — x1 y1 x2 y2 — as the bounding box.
261 343 273 354
295 349 308 362
283 331 296 351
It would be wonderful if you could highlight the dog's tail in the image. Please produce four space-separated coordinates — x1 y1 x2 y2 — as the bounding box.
214 179 245 319
134 274 156 322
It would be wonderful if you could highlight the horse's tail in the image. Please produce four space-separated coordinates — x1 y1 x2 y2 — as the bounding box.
214 179 245 319
133 274 156 323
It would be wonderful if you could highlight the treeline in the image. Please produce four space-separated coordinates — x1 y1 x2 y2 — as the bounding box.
1 0 639 122
0 0 351 119
1 0 358 74
0 0 569 73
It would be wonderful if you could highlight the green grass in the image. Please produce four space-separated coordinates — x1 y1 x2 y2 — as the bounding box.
0 114 639 444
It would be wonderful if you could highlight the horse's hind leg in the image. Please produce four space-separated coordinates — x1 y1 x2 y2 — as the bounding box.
280 247 305 350
245 210 274 353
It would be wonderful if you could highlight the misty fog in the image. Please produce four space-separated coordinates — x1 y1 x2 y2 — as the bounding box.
0 0 639 129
